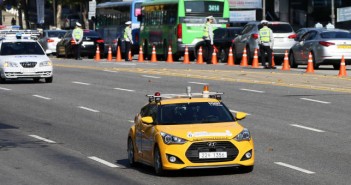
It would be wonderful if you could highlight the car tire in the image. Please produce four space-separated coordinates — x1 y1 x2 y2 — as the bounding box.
232 45 240 64
289 52 298 68
238 165 254 173
0 76 6 84
219 48 228 63
333 64 340 70
127 137 136 167
154 146 165 176
45 77 53 83
246 46 252 65
311 52 319 69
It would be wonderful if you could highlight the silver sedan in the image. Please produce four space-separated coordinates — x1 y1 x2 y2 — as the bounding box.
289 28 351 69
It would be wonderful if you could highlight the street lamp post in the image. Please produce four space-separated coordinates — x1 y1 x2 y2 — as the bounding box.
262 0 266 20
331 0 335 25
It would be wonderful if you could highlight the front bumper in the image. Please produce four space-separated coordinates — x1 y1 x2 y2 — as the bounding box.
1 67 53 79
158 139 254 170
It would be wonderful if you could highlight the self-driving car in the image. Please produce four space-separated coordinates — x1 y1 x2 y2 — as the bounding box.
127 86 254 175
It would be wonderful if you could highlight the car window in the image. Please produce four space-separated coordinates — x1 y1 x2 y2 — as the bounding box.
48 31 66 38
305 31 317 41
158 102 234 125
214 29 226 39
0 42 45 55
241 24 253 35
320 31 351 39
258 24 294 33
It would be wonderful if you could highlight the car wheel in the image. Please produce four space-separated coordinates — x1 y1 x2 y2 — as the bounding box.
33 77 40 83
0 76 6 84
246 46 252 65
219 48 228 63
232 45 240 64
238 165 254 173
154 146 165 176
45 77 53 83
127 137 136 167
333 64 340 70
289 52 298 68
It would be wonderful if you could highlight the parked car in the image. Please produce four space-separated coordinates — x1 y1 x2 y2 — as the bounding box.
38 30 67 55
194 27 243 63
289 28 351 69
232 21 296 65
56 30 105 58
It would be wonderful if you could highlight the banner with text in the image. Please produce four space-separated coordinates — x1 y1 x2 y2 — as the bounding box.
337 6 351 22
229 0 262 9
230 10 256 22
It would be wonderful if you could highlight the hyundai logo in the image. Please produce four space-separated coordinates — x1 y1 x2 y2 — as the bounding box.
207 142 216 147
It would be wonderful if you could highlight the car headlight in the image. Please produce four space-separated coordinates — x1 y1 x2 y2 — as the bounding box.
160 132 187 145
234 128 251 141
39 61 52 67
3 61 19 67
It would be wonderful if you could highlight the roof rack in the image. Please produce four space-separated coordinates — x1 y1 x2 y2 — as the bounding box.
146 86 224 103
0 30 40 40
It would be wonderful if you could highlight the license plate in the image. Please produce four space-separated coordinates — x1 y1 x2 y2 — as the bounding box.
83 41 94 46
22 68 35 73
337 45 351 49
199 152 227 159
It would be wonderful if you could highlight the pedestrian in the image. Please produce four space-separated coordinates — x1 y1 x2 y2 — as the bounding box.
203 15 214 64
11 17 16 26
72 22 83 60
124 21 133 61
258 20 275 69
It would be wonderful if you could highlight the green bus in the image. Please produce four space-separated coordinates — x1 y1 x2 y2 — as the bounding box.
139 0 230 60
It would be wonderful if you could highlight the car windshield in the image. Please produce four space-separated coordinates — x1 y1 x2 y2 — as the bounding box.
0 42 45 55
320 31 351 39
258 24 293 33
48 31 66 37
158 102 234 125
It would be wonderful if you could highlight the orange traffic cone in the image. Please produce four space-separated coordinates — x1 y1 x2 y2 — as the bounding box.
116 46 122 62
211 46 218 65
166 45 173 63
138 45 144 62
271 52 275 67
282 50 290 70
305 52 314 73
94 46 100 62
196 46 204 64
240 47 248 66
128 50 132 61
338 55 347 77
150 45 157 62
107 46 112 61
251 48 259 68
183 46 190 64
227 47 235 66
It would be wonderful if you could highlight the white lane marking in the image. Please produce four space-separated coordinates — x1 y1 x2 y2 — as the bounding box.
0 87 11 91
290 124 325 133
128 120 134 123
300 98 330 104
103 70 118 73
114 88 135 92
72 81 91 85
78 106 100 113
240 88 265 93
274 162 315 174
33 95 51 100
229 109 251 115
142 75 160 79
29 135 56 144
188 82 209 85
88 156 119 168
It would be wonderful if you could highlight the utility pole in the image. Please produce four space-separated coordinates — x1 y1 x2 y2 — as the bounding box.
331 0 335 25
53 0 56 26
262 0 266 20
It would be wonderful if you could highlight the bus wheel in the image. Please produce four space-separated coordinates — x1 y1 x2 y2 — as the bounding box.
144 40 150 60
163 41 168 60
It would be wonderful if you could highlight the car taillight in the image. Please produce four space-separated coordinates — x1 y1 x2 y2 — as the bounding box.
47 39 54 43
70 38 76 45
288 34 297 39
319 41 335 47
252 33 259 39
177 24 182 39
96 39 104 43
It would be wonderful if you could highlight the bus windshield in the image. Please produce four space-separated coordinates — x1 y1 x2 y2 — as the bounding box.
185 1 224 15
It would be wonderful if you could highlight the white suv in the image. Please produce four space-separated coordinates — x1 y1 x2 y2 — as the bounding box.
0 37 53 83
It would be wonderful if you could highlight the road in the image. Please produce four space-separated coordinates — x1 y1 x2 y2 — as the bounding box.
0 58 350 185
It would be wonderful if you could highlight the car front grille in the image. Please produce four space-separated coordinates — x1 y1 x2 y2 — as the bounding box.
185 141 239 163
20 62 37 68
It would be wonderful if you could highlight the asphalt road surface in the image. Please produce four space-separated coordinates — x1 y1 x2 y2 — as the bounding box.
0 58 350 185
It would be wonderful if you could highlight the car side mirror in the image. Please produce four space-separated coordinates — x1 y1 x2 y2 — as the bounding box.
141 116 153 124
235 112 247 120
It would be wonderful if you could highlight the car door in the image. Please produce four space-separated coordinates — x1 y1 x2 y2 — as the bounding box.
141 104 158 163
234 24 254 56
134 105 149 159
301 31 318 61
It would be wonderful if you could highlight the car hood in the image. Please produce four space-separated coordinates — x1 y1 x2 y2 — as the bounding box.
156 122 244 141
0 55 50 63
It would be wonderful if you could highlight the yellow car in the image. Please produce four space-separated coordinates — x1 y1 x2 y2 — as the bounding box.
127 86 254 175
